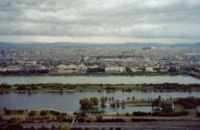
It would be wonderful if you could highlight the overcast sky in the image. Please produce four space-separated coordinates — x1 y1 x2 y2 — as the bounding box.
0 0 200 44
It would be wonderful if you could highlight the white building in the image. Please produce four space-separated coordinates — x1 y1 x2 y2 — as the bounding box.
56 64 87 74
105 67 126 73
130 67 142 72
23 64 46 72
145 67 156 72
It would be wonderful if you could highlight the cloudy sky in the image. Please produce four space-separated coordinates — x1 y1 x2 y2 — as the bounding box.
0 0 200 44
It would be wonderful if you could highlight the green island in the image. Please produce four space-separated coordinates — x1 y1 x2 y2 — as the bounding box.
1 83 200 93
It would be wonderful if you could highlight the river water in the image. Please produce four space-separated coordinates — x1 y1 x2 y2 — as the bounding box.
1 75 200 113
0 75 200 84
0 91 200 113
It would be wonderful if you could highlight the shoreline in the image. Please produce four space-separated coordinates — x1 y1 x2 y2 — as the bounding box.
0 72 185 77
1 82 200 93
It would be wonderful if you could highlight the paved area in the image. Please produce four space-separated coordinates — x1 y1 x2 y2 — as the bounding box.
21 121 200 130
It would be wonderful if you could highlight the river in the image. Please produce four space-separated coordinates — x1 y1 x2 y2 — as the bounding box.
0 75 200 84
1 75 200 113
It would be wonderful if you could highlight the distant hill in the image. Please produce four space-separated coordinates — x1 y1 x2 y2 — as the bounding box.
0 42 200 48
169 42 200 48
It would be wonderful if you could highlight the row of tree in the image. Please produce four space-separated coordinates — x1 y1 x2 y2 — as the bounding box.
79 97 99 109
174 97 200 109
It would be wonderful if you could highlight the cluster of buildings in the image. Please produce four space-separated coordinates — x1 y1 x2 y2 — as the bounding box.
56 64 87 74
0 62 183 75
0 46 200 75
0 61 49 74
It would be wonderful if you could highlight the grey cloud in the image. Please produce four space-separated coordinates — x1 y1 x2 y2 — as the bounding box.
0 0 200 41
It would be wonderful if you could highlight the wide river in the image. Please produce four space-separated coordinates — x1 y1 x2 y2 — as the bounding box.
0 75 200 84
1 75 200 113
1 91 200 113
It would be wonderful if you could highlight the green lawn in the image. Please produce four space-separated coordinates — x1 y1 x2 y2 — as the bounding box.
2 110 73 119
174 104 184 112
188 108 197 115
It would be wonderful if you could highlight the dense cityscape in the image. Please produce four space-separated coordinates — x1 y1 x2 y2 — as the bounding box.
0 43 200 78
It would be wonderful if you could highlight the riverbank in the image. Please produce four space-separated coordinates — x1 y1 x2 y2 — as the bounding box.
2 71 200 81
0 71 184 77
0 105 199 125
0 103 198 120
1 83 200 94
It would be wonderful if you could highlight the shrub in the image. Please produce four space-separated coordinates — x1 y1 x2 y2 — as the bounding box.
174 97 200 109
28 111 36 117
40 110 48 116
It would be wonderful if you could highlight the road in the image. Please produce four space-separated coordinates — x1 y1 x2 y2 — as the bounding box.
21 121 200 130
72 121 200 130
